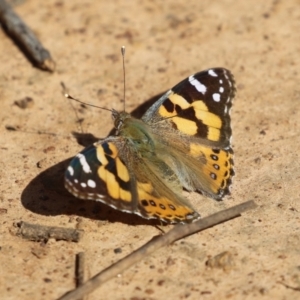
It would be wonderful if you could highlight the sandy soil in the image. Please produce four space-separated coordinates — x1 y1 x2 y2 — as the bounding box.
0 0 300 299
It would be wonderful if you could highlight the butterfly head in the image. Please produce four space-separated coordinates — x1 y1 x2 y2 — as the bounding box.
112 110 131 134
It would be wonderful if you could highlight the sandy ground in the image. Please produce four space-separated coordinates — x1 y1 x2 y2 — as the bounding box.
0 0 300 299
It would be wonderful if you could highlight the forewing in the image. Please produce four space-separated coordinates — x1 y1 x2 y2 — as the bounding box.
65 138 137 214
142 68 235 148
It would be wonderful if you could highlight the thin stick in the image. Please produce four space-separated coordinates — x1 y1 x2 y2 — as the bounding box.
61 82 84 133
76 252 85 287
57 200 257 300
0 0 55 71
75 252 85 300
16 221 84 242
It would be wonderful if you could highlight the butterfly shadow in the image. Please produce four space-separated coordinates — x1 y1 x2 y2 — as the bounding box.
21 92 166 226
21 157 161 226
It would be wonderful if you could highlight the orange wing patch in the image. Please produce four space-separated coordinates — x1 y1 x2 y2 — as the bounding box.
158 92 222 141
96 142 132 202
136 181 199 223
190 143 234 196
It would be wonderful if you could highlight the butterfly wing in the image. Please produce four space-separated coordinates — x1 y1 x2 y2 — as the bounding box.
65 140 134 214
143 68 235 148
65 137 199 223
142 68 235 199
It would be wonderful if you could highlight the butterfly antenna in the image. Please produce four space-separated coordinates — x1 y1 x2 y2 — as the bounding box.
61 82 114 113
121 46 126 112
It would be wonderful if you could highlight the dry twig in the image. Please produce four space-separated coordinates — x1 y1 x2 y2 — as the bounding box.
58 200 257 300
0 0 55 71
16 221 84 242
76 252 85 287
75 252 85 300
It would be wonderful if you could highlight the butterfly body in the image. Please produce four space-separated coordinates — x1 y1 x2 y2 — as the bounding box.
65 68 235 223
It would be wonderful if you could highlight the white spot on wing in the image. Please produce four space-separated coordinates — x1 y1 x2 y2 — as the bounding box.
224 72 232 86
213 93 221 102
219 87 224 93
74 179 78 184
81 182 87 188
208 69 218 77
87 179 96 188
67 166 74 176
189 75 206 94
77 153 92 173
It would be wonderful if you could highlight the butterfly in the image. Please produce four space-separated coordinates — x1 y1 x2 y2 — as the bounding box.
65 68 235 223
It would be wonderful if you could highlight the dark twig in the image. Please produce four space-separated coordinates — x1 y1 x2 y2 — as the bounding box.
57 200 257 300
76 252 85 287
16 221 84 242
75 252 85 300
0 0 55 71
277 281 300 292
